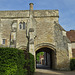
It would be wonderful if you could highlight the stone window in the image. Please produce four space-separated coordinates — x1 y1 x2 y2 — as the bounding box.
2 39 6 44
23 22 25 29
19 22 25 30
19 22 22 29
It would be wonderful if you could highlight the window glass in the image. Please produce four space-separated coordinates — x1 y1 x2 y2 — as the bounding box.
19 22 22 29
23 22 25 29
2 39 5 44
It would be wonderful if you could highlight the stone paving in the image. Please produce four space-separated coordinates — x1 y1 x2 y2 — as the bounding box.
36 64 50 69
34 69 75 75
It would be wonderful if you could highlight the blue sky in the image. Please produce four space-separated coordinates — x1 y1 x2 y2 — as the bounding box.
0 0 75 31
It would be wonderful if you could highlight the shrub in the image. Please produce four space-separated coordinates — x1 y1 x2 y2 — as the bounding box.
28 53 35 75
16 49 27 75
0 48 35 75
70 58 75 70
24 51 35 75
0 48 19 75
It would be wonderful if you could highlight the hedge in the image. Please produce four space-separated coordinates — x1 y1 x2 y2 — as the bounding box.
24 51 35 75
70 58 75 70
0 48 35 75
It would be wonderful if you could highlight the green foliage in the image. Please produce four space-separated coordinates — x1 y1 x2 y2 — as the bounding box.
70 58 75 70
0 48 35 75
36 52 44 62
0 48 18 75
28 53 35 75
24 52 35 75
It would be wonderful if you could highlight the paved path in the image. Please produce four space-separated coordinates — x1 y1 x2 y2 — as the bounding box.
36 64 50 69
34 69 75 75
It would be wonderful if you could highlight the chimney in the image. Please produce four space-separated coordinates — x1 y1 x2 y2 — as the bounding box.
29 3 34 10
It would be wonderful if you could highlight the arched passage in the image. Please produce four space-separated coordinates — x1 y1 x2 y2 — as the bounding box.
35 47 56 70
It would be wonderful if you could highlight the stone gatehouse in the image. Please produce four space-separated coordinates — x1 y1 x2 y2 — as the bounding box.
0 3 72 70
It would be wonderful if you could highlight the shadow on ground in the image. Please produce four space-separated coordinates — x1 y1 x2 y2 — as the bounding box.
35 72 61 75
36 64 50 70
35 72 58 75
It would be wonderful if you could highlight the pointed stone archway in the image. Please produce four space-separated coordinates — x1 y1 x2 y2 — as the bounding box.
35 43 56 69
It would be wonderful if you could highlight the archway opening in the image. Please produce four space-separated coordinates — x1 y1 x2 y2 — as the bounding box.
36 47 56 70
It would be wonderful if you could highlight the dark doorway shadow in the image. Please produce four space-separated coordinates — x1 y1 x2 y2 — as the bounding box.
36 47 56 70
36 64 50 70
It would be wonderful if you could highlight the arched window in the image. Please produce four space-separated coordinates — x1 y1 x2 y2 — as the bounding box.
2 39 6 44
23 22 25 29
19 22 25 30
19 22 22 29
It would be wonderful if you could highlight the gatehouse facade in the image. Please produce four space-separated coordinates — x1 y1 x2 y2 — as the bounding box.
0 3 72 70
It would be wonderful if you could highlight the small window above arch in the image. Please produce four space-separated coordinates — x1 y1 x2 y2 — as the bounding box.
19 22 25 30
23 22 25 29
19 22 22 29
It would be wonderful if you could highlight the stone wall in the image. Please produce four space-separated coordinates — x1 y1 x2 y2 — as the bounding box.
0 10 59 50
0 19 12 47
72 49 75 57
54 22 70 70
72 43 75 49
34 16 59 47
33 10 59 17
0 9 71 70
0 10 29 18
16 19 28 50
0 18 28 50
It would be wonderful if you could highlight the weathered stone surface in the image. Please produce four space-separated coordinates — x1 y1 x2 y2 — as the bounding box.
0 4 72 70
0 10 29 18
33 10 59 17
